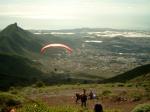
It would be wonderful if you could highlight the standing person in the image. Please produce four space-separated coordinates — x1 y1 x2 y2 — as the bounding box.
81 89 87 107
89 90 94 99
94 103 103 112
75 92 81 104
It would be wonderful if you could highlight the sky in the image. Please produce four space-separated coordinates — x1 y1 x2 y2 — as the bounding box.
0 0 150 30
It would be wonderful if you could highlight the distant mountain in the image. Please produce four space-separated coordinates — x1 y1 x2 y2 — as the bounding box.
30 28 137 34
0 23 43 57
102 64 150 83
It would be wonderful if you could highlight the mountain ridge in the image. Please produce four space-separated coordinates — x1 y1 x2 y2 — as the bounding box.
102 64 150 83
0 23 43 57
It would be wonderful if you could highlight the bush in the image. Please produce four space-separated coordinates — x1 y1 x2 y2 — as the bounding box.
101 90 112 96
0 92 24 111
118 90 127 96
9 87 18 95
105 109 122 112
18 102 83 112
117 83 124 87
126 84 133 87
18 102 50 112
0 93 23 106
131 103 150 112
34 81 45 88
142 84 148 87
130 93 142 102
110 94 127 102
76 83 80 86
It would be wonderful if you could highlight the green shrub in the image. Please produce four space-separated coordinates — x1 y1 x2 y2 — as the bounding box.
18 102 50 112
118 90 127 96
130 93 142 102
117 83 124 87
126 84 133 87
111 85 115 87
104 109 122 112
131 103 150 112
142 84 148 87
0 92 24 111
110 94 127 102
34 81 45 88
9 87 18 95
144 83 150 99
144 92 150 100
101 90 112 96
0 93 23 106
18 102 83 112
145 87 150 93
76 83 80 86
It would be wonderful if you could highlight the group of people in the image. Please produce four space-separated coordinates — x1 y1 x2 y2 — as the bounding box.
75 89 103 112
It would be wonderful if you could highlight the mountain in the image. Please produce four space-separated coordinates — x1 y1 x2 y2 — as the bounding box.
0 23 43 57
102 64 150 83
0 23 49 90
30 28 137 34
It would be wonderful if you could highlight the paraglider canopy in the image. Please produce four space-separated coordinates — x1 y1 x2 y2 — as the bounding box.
41 43 73 54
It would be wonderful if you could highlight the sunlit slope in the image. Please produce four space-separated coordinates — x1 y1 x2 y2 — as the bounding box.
102 64 150 83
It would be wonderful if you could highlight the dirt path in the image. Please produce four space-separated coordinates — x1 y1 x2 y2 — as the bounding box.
25 87 149 112
38 95 149 112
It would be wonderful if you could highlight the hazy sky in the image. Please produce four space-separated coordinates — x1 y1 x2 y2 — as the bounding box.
0 0 150 30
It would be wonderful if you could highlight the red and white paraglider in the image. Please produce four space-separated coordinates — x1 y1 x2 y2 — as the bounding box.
41 43 73 55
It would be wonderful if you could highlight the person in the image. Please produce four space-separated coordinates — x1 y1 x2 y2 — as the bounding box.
80 89 87 107
94 103 103 112
75 92 81 104
89 90 94 99
93 93 97 99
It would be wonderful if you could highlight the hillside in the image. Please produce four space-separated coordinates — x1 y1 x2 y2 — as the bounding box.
129 73 150 83
0 53 45 90
0 53 97 90
102 64 150 83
